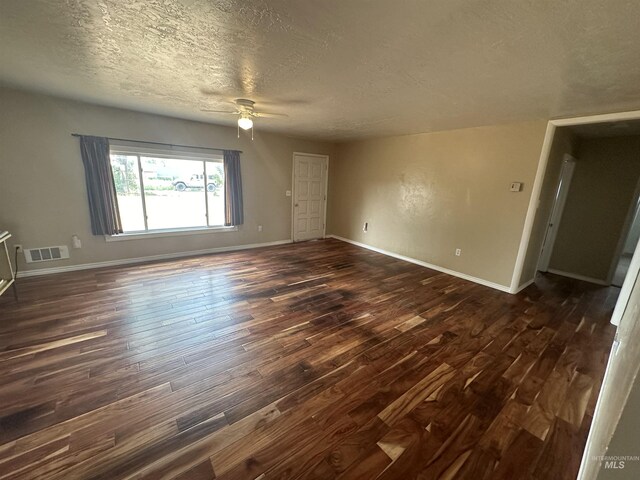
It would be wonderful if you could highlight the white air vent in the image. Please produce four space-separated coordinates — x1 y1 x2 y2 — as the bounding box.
24 246 69 263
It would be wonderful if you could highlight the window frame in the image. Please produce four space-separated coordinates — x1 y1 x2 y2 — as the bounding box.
107 143 233 239
104 224 237 242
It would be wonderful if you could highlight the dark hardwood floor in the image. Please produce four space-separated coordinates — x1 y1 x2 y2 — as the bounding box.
0 238 617 479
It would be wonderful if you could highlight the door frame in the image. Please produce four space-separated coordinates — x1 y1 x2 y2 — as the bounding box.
510 109 640 294
291 152 329 242
605 174 640 285
537 154 576 272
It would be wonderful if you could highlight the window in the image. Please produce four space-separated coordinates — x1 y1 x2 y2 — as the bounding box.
109 146 226 233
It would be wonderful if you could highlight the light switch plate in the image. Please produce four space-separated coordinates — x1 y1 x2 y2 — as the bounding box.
286 190 292 197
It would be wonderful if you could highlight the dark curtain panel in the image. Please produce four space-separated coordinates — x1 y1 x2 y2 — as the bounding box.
79 136 123 235
223 150 244 226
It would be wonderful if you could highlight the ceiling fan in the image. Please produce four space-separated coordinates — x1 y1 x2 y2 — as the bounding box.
201 98 288 139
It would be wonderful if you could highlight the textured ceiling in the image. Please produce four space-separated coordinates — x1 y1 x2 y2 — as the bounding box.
1 0 640 140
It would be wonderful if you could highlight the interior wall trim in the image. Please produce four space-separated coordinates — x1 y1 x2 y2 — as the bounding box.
514 277 536 293
327 234 513 293
546 268 609 286
509 121 558 291
16 239 293 278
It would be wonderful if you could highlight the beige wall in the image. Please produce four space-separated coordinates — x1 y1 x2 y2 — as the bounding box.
519 127 577 286
327 120 548 288
549 135 640 282
0 88 334 273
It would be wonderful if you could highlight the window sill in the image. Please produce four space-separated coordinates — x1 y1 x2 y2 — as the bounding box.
105 226 238 242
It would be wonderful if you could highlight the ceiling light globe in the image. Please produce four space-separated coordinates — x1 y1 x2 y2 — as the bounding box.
238 116 253 130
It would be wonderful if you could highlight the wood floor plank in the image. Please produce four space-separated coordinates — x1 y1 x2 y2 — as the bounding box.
318 416 390 477
0 238 617 479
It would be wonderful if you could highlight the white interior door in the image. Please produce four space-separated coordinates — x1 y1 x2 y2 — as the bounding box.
293 153 328 242
538 154 576 271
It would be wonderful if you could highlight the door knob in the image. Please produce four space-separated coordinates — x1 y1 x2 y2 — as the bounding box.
295 203 299 207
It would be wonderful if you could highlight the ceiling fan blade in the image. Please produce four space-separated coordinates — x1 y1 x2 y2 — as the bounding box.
255 111 289 118
201 109 239 114
258 98 309 107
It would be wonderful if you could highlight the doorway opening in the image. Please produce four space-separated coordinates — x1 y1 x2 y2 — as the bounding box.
513 112 640 480
611 187 640 286
522 119 640 294
538 154 576 273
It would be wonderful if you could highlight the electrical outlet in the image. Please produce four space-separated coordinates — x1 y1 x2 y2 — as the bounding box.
15 244 23 252
455 248 462 256
257 225 263 232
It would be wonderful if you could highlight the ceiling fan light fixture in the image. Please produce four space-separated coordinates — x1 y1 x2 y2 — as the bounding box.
238 115 253 130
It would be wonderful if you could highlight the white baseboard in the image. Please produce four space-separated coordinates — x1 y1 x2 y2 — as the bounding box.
17 239 293 278
327 234 512 293
546 268 609 286
514 278 536 293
